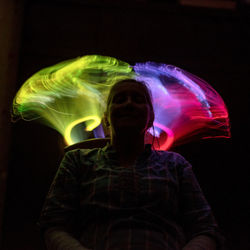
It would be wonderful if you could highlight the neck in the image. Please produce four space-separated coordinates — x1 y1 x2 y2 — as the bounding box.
111 131 145 166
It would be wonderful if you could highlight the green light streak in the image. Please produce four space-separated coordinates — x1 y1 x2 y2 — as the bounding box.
12 55 135 145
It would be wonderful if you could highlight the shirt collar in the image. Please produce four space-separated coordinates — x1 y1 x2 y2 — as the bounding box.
101 142 152 163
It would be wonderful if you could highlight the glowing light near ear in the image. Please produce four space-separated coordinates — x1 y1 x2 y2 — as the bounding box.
147 122 175 150
64 116 101 145
12 55 230 150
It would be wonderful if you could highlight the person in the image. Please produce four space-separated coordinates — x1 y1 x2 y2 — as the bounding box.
38 79 224 250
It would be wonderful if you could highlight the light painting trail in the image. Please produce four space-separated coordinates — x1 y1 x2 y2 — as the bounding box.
134 62 230 149
12 55 230 150
12 55 134 145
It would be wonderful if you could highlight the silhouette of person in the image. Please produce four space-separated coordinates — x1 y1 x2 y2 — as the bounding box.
38 79 224 250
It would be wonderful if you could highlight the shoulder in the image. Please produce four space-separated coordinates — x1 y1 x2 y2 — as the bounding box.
55 147 103 181
65 147 100 158
151 150 191 177
152 150 189 165
59 147 101 175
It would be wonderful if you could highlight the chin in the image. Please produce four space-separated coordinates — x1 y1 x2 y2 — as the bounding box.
114 124 146 134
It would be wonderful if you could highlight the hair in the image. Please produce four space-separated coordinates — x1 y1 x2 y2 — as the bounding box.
105 79 155 128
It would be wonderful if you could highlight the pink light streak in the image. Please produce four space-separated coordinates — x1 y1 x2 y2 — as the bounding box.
134 62 230 150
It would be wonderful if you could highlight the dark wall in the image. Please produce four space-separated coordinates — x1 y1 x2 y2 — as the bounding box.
3 1 250 249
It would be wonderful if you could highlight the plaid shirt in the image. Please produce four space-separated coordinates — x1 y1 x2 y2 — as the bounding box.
38 143 223 250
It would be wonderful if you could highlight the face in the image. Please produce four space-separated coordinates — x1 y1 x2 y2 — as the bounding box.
105 81 154 135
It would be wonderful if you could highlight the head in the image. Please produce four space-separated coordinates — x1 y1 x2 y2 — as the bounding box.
103 79 154 137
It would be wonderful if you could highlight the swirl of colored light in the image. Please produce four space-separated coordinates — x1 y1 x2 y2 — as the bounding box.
135 62 230 150
12 55 230 150
12 55 135 145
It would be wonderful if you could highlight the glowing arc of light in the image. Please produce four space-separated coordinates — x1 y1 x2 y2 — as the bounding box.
153 122 174 150
12 55 231 150
64 116 101 145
